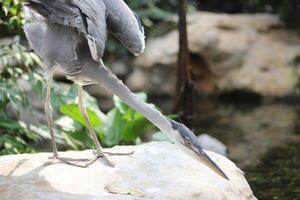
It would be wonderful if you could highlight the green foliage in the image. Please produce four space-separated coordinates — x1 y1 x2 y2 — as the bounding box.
0 37 45 155
0 37 42 108
125 0 176 27
0 120 40 155
0 0 24 37
0 36 42 71
57 91 155 149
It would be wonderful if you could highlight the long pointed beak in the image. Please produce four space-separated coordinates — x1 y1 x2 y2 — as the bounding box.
168 119 229 180
196 148 229 180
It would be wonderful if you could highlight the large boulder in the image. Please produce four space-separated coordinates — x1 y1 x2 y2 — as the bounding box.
131 12 300 96
0 142 256 200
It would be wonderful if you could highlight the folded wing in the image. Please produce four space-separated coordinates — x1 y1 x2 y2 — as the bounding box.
25 0 107 61
102 0 145 56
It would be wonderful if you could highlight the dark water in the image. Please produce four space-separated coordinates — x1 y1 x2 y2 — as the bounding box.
245 143 300 200
191 99 300 200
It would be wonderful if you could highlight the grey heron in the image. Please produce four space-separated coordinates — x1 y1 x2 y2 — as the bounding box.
23 0 228 180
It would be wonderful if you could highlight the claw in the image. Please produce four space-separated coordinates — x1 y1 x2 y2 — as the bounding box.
84 154 115 168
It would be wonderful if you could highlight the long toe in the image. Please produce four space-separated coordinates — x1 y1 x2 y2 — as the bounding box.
44 156 90 168
56 157 90 168
103 151 135 156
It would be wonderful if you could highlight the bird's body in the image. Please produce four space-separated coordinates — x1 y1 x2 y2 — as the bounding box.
24 18 81 75
24 0 144 83
23 0 228 180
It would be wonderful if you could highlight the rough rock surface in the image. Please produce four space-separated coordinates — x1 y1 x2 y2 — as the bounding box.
132 12 300 96
0 142 256 200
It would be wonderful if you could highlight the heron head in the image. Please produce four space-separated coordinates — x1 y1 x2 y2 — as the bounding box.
169 119 229 180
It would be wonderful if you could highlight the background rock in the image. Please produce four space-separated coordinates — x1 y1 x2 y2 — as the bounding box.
0 142 256 200
132 12 300 97
198 134 228 156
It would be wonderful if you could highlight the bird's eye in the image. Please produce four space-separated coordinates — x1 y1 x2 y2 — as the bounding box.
185 141 191 146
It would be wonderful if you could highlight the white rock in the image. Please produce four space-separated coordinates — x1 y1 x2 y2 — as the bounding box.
0 142 256 200
198 134 228 156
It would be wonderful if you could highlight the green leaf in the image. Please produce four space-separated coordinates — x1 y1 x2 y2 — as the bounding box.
60 130 93 150
29 125 65 144
55 116 82 132
123 116 154 142
60 103 102 128
113 95 130 115
113 92 148 121
3 135 26 149
101 108 126 147
113 92 147 114
0 120 22 130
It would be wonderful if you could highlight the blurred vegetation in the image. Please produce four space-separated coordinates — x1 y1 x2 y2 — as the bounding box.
56 91 156 149
0 0 24 37
0 36 44 155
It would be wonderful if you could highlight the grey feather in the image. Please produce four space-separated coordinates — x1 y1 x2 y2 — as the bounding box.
102 0 145 56
25 0 107 61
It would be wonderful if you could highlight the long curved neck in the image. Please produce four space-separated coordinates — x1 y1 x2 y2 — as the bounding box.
80 60 175 140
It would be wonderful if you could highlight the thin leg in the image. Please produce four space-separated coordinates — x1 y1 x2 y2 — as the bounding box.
44 68 58 158
77 85 114 167
44 69 90 168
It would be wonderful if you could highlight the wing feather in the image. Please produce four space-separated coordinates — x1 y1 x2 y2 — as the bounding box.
102 0 145 56
25 0 107 61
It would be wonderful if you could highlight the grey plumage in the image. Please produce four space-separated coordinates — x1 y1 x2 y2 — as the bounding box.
23 0 228 179
102 0 145 55
25 0 107 62
24 0 145 81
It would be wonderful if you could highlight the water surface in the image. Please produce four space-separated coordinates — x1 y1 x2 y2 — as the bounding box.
191 99 300 199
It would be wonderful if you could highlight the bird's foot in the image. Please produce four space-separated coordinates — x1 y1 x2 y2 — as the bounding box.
83 153 114 167
44 155 90 168
86 150 135 168
44 151 134 168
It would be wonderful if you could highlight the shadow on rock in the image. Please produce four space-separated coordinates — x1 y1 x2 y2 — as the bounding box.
0 159 96 200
